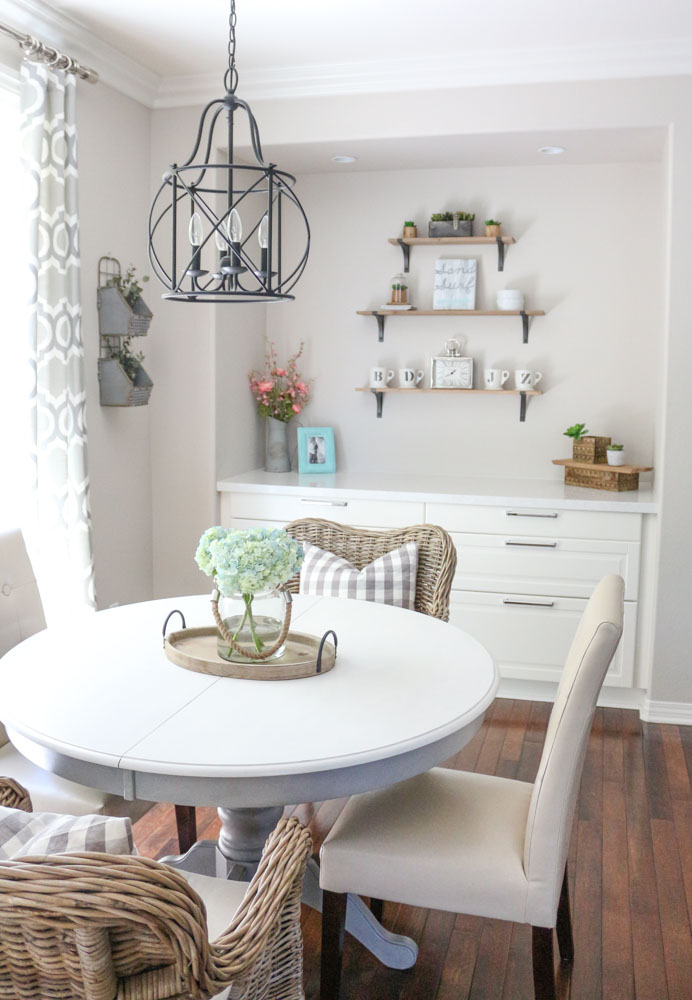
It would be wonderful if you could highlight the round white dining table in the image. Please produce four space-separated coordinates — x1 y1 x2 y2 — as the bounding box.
0 593 498 968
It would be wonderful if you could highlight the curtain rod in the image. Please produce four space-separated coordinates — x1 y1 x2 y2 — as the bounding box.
0 21 99 83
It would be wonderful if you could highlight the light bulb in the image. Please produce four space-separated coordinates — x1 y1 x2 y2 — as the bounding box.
229 209 242 243
188 212 203 246
214 227 226 252
258 214 269 250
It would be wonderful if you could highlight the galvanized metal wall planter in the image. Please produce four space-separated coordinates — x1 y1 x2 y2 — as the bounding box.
97 256 154 407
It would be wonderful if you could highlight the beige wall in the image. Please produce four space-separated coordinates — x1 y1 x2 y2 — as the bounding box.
267 162 663 477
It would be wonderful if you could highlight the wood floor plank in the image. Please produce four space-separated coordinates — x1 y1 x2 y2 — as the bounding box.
467 919 512 1000
601 778 634 1000
642 721 673 820
651 817 692 999
475 698 515 775
500 922 533 1000
602 707 624 783
622 709 669 1000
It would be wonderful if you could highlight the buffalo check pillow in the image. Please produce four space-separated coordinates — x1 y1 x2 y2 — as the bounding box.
0 806 134 859
299 540 419 610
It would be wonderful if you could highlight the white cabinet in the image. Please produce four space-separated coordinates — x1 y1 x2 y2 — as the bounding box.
219 478 649 690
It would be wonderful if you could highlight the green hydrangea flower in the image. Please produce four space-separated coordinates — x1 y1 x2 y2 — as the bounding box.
195 526 303 597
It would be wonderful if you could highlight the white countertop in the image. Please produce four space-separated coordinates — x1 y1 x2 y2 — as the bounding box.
217 470 657 514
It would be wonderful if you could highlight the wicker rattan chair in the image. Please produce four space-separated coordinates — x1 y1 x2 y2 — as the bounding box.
284 518 457 622
0 777 312 1000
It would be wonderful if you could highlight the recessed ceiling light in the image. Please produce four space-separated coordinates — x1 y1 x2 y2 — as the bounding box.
331 154 358 164
537 145 566 156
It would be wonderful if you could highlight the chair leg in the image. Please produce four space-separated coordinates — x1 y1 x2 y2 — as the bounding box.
555 864 574 963
370 897 384 923
174 805 197 854
532 926 557 1000
321 890 347 1000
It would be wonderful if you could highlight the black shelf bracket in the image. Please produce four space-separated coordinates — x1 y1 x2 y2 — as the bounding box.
496 236 506 271
397 238 411 273
370 388 384 418
520 392 528 422
371 311 386 341
521 310 530 343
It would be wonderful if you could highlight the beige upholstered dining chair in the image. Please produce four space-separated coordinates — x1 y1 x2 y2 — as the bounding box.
0 776 312 1000
284 518 458 621
319 574 625 1000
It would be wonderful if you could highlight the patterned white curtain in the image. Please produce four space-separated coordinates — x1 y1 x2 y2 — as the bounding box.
21 63 96 620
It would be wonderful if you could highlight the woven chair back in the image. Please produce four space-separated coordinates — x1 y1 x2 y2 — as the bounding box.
284 518 457 621
0 852 211 1000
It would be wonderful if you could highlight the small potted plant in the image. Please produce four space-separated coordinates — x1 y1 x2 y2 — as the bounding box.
485 219 501 237
563 423 611 464
428 211 475 238
606 443 626 466
403 220 417 238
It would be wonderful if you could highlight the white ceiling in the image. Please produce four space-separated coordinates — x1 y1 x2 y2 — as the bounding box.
38 0 692 80
261 127 666 175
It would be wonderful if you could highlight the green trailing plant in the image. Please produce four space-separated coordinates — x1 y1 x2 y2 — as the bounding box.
109 336 144 382
403 220 415 227
564 423 590 440
430 211 476 222
607 443 624 451
485 219 501 226
107 264 150 307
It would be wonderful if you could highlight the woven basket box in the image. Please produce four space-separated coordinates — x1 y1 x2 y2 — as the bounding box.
572 436 611 464
564 465 640 492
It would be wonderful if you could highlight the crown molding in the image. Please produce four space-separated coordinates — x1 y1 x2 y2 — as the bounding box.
3 3 692 111
155 37 692 109
1 0 160 107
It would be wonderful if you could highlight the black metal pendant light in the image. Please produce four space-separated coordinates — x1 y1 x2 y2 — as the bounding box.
148 0 310 303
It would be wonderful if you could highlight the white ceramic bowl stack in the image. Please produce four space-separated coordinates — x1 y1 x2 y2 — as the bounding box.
496 289 524 311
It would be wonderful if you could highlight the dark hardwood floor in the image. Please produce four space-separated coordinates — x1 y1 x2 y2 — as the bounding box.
133 699 692 999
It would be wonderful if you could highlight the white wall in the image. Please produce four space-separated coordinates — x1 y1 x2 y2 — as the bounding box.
77 81 154 609
267 163 663 478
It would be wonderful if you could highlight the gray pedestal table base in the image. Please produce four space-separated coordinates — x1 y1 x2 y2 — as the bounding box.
160 805 418 970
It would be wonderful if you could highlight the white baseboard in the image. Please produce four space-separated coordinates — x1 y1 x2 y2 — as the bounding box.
497 678 645 712
640 699 692 725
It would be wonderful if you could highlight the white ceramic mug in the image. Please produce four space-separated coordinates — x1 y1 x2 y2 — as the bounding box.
484 368 510 390
399 368 424 388
514 369 543 390
370 367 394 388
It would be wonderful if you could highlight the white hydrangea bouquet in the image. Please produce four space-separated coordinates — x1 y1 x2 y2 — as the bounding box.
195 526 303 661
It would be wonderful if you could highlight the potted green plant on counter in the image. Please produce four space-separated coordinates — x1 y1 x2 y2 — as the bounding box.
563 423 611 464
606 443 626 466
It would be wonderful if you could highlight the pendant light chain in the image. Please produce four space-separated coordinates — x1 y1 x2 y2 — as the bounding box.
224 0 239 94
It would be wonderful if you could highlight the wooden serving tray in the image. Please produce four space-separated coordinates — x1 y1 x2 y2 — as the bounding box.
164 627 336 680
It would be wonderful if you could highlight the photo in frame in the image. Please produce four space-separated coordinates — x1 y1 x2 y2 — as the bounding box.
297 426 336 474
433 257 477 310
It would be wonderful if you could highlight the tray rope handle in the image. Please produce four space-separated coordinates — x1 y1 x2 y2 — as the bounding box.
211 586 293 661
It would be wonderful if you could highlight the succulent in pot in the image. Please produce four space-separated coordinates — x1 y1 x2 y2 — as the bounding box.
606 443 626 466
403 220 417 238
429 211 475 237
485 219 502 237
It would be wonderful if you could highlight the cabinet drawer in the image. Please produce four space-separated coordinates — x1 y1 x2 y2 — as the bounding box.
449 591 635 687
220 492 425 529
427 503 641 542
451 533 639 600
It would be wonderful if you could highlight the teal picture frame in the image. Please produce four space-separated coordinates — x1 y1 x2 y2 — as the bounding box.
297 426 336 474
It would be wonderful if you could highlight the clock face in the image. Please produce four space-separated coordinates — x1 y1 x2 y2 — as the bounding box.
431 357 473 388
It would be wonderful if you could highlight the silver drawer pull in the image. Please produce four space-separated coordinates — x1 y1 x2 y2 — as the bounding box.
503 598 555 608
300 498 348 507
506 510 558 519
505 540 557 548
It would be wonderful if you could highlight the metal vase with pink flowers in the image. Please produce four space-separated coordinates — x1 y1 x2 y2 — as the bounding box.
249 342 312 472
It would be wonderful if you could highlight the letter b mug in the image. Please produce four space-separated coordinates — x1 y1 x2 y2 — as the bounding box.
370 367 394 388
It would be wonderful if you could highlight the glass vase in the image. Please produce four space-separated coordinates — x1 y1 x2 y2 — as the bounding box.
216 591 287 663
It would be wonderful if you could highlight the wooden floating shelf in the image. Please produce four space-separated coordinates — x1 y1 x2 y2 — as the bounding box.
553 458 653 493
357 308 546 344
356 386 542 422
388 235 517 272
